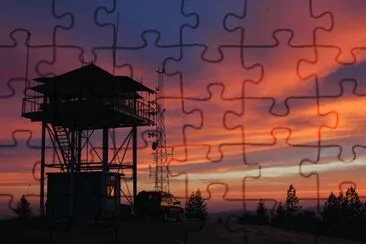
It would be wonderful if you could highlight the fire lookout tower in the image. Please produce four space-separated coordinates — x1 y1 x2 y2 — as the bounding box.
21 64 156 219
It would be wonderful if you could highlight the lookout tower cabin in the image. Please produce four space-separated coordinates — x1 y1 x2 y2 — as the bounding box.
21 64 156 219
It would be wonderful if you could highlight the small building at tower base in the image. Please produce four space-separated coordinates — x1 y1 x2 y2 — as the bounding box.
46 172 121 219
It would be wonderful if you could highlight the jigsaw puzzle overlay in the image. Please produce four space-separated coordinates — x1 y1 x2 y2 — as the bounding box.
1 0 366 243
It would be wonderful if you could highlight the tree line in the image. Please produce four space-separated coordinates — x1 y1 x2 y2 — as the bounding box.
13 186 366 242
238 184 366 242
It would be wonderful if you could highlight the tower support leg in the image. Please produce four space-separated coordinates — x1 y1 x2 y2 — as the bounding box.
101 128 109 217
40 122 46 216
132 126 137 203
69 130 76 218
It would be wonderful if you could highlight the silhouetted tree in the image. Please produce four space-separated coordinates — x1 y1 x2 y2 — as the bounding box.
184 189 207 220
276 201 285 217
285 184 301 216
337 191 350 224
256 199 269 224
266 186 366 242
217 217 223 224
323 191 340 223
14 195 32 218
271 201 286 227
321 186 366 240
345 186 363 220
362 201 366 217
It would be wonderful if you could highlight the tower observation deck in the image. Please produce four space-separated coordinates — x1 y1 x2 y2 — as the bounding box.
21 64 156 219
22 63 155 129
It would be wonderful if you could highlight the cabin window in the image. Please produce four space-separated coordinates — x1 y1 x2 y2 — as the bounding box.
107 185 115 197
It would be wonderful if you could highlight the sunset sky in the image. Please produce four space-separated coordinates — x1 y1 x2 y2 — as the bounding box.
1 0 366 218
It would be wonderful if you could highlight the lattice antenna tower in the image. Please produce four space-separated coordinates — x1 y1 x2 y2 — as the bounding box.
149 68 171 193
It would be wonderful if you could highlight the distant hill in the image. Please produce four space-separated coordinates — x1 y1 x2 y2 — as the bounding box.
208 209 250 223
207 205 323 223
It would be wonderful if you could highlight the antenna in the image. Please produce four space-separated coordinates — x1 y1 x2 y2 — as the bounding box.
112 12 120 75
149 67 172 193
24 41 30 97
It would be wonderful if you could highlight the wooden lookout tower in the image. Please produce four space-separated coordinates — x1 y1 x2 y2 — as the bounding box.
21 64 156 219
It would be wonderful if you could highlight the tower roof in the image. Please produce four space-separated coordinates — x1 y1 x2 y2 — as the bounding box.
31 64 154 98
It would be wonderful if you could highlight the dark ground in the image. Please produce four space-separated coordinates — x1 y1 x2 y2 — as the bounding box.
0 216 201 244
0 217 362 244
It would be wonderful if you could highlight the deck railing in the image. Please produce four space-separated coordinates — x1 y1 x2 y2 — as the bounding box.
22 95 156 125
22 96 44 115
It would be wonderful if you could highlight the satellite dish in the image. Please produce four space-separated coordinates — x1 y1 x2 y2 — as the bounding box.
152 141 158 150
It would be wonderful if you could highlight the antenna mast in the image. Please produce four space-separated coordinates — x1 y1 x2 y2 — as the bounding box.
112 12 120 75
150 68 171 193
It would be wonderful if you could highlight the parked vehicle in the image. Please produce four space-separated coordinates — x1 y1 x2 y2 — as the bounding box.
134 191 184 221
120 203 134 221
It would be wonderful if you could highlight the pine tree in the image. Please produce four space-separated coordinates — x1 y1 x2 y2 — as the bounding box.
338 191 348 222
285 184 301 216
272 201 286 226
323 191 339 223
345 186 363 219
323 187 364 228
276 201 285 217
14 195 32 218
184 189 208 220
256 199 268 224
362 200 366 218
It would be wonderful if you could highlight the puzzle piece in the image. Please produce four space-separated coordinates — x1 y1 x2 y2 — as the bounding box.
224 0 333 46
0 30 55 93
0 80 41 139
300 147 366 209
77 130 149 169
183 218 214 244
297 46 366 161
0 129 53 170
224 213 250 244
316 81 366 162
52 0 115 63
224 96 338 146
0 0 67 46
166 83 262 201
181 0 243 60
0 63 53 152
98 0 196 47
0 194 15 219
240 31 320 113
86 129 161 167
168 144 261 202
86 96 200 164
237 129 321 211
312 0 366 63
94 32 181 93
164 45 263 100
205 182 267 216
297 47 366 91
0 31 29 98
164 98 201 162
183 83 243 162
0 70 55 217
35 46 84 77
37 32 179 87
0 29 49 217
222 130 325 243
297 46 366 94
224 214 323 244
0 130 54 217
